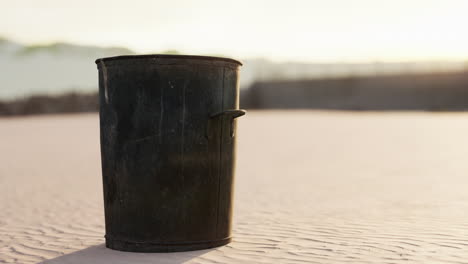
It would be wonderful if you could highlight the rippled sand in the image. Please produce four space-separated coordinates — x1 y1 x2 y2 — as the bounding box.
2 111 468 263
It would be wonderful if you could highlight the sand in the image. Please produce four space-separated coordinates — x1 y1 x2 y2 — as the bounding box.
2 111 468 263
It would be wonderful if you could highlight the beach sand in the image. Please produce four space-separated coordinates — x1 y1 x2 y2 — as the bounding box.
2 111 468 263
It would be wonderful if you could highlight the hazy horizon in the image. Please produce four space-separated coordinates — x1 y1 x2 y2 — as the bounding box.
2 36 468 66
2 35 468 101
2 0 468 63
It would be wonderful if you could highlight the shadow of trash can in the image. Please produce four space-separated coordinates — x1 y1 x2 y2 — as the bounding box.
95 55 245 252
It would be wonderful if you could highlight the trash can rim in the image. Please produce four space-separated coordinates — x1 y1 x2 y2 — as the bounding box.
95 54 242 66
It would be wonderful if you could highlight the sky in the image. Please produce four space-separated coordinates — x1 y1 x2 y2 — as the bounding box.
1 0 468 62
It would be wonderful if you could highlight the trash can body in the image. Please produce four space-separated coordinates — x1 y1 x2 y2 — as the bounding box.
96 55 244 252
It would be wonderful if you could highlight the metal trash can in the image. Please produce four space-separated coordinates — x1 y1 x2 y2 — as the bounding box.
95 55 245 252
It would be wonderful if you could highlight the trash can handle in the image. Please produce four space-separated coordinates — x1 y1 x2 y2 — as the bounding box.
210 109 246 119
207 109 246 139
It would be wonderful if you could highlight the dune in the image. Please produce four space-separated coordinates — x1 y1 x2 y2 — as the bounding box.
1 111 468 263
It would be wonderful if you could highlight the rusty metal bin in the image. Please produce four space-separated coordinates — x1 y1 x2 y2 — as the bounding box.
95 55 245 252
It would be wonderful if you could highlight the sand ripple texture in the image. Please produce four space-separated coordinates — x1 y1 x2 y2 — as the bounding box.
2 111 468 263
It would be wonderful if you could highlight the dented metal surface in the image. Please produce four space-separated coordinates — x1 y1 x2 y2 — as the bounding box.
96 54 244 252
